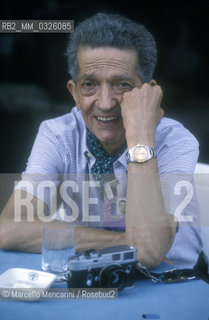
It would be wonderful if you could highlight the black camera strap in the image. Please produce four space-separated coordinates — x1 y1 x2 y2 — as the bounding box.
136 252 209 284
136 263 209 284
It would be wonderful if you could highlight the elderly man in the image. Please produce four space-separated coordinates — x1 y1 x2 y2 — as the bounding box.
0 13 202 269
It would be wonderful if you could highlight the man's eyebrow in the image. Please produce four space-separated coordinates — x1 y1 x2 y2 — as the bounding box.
79 73 134 82
110 74 134 82
79 72 97 81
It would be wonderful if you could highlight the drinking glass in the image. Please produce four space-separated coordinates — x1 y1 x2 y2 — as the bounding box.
42 225 75 281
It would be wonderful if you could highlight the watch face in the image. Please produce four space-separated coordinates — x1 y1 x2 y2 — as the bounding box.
133 146 149 162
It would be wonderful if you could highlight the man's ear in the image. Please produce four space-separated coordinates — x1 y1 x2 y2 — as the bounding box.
67 80 80 108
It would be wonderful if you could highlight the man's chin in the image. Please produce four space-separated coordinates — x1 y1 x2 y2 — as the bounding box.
99 138 126 153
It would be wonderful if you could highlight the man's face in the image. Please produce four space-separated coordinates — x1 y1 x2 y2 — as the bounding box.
67 47 142 153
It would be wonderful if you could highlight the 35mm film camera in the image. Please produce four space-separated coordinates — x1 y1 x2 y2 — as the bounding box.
67 245 137 291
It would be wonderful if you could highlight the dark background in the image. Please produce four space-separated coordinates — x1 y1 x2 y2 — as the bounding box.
0 0 208 173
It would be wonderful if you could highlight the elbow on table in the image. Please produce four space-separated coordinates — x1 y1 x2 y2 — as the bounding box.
136 250 164 269
0 231 11 251
127 227 174 269
0 219 16 251
0 236 9 251
130 236 169 269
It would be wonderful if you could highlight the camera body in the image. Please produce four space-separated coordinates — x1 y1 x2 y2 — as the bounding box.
67 245 137 291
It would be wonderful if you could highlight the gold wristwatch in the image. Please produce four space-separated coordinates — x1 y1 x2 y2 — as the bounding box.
126 144 156 163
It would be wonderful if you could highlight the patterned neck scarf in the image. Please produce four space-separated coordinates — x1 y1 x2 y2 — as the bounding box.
86 127 127 187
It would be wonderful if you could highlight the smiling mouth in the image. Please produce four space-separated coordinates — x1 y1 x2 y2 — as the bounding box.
95 116 119 123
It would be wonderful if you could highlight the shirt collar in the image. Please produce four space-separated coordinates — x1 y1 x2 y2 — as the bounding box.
82 124 128 170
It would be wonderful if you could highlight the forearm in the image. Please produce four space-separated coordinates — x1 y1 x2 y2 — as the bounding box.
0 192 54 252
0 217 45 253
125 159 176 267
0 191 126 253
0 219 126 254
0 180 175 268
75 226 126 252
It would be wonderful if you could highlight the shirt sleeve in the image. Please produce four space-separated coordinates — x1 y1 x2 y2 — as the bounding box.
156 119 199 218
155 118 202 268
15 120 64 209
156 118 199 175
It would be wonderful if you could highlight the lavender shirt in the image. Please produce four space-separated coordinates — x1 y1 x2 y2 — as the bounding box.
15 106 202 268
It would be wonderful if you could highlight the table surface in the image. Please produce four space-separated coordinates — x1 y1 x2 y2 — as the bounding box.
0 249 209 320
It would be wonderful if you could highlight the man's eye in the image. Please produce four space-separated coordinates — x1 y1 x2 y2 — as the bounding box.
83 81 94 88
119 82 132 88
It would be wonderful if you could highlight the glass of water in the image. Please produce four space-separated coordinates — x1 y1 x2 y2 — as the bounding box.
42 225 75 281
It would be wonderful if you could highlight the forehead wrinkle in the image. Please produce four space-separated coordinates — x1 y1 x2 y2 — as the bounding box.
80 59 136 74
77 47 139 82
79 71 135 83
79 64 137 82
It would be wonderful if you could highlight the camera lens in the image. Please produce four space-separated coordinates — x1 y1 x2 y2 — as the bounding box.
99 265 127 291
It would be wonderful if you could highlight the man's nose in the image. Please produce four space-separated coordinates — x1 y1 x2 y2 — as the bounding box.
96 84 117 111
